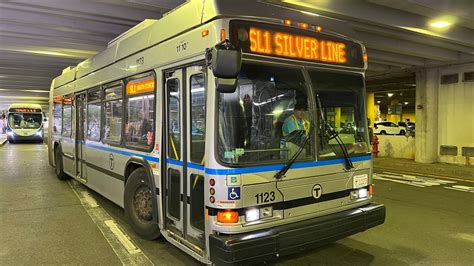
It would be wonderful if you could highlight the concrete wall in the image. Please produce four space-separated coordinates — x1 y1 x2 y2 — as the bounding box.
437 63 474 164
415 62 474 165
377 135 415 159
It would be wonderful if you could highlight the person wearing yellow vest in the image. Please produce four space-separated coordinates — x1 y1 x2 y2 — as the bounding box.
282 101 310 159
282 101 310 139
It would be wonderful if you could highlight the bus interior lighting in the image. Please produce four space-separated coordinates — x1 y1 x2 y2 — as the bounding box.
217 210 239 223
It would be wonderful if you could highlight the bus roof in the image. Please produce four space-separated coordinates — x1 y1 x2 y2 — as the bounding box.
53 0 360 89
8 103 42 110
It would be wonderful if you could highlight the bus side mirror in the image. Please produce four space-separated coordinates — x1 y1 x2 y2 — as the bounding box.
207 40 242 93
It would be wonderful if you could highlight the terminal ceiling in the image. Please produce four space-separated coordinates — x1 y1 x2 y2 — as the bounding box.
0 0 472 112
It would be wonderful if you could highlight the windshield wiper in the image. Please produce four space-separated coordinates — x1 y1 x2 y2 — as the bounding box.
316 94 354 171
274 121 313 180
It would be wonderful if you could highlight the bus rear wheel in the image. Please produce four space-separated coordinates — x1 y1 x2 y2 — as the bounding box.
124 168 161 240
54 147 69 180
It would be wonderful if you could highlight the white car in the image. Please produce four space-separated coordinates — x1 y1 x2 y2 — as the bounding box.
374 122 406 135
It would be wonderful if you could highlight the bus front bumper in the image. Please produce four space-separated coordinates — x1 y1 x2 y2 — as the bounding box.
209 203 385 265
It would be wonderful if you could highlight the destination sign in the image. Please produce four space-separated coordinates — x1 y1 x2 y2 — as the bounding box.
9 108 41 113
230 21 364 67
126 76 155 96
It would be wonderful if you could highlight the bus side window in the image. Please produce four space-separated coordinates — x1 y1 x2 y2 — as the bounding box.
124 74 155 149
167 79 180 160
87 88 102 141
103 84 123 144
53 100 62 134
62 96 72 137
190 73 205 164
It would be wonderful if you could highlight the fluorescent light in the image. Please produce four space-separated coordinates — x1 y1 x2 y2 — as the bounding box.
404 102 409 105
387 93 394 97
430 21 451 28
376 100 381 104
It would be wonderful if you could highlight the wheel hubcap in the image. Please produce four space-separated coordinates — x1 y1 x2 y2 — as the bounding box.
133 185 153 222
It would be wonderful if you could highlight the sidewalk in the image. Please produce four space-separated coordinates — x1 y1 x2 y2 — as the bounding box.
0 134 6 146
373 157 474 180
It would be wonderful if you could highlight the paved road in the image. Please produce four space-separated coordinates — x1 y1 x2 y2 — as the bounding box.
1 143 473 265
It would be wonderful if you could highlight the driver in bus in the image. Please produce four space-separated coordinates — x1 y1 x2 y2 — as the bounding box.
282 101 310 139
282 101 310 158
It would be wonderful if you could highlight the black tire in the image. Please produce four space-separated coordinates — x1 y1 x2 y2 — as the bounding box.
54 147 69 180
399 130 406 135
124 168 161 240
380 130 387 135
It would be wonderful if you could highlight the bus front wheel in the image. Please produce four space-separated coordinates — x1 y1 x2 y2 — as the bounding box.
124 168 161 240
54 147 69 180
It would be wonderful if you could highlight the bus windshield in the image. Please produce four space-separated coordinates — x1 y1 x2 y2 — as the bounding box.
8 113 42 129
217 63 369 165
309 70 369 159
218 63 313 165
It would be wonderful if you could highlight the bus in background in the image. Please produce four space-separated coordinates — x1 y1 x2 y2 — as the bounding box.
48 1 385 265
7 103 45 143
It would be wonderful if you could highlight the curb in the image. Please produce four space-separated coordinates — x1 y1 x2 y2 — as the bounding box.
0 139 7 147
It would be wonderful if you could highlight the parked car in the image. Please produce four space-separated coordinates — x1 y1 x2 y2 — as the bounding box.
398 122 415 136
374 121 406 135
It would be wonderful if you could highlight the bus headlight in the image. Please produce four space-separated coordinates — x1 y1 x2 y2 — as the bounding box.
245 208 259 222
358 188 368 198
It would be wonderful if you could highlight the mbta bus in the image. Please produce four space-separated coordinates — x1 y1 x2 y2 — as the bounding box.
7 103 45 143
48 1 385 264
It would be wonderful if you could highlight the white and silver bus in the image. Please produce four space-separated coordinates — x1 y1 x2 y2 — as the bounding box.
7 103 45 143
48 1 385 264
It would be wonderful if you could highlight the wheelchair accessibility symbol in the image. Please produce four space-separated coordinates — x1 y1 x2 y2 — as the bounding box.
228 187 241 200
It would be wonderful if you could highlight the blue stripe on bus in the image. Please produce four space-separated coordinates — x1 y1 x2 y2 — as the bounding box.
204 155 372 175
85 143 159 162
81 142 371 175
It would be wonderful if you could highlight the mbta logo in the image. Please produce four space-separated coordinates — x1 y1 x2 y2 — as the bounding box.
312 184 323 199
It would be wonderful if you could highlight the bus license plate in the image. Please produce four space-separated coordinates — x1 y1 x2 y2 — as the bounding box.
353 174 368 188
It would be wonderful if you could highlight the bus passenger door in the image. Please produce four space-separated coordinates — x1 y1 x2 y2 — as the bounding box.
75 93 87 182
164 70 184 235
185 66 206 249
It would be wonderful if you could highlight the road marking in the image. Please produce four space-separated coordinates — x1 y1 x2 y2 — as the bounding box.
455 233 474 243
375 168 474 183
105 220 141 255
69 180 153 265
81 191 99 208
375 175 426 187
444 185 474 193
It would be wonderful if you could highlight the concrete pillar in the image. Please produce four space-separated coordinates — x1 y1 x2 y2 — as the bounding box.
415 68 439 163
366 92 375 127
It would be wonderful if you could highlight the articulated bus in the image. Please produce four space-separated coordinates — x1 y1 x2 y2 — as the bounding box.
7 103 44 143
48 1 385 264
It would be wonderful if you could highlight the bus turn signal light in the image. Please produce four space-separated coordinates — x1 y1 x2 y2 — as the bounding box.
369 184 373 197
202 29 209 37
217 210 239 223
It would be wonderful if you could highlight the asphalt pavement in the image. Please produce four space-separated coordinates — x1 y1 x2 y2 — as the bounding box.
1 143 473 265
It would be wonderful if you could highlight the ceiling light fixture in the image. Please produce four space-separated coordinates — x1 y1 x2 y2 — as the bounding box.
404 102 409 105
430 21 451 28
377 101 381 104
387 93 394 97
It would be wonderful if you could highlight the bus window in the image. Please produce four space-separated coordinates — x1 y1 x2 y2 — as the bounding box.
103 84 123 144
125 75 155 149
53 101 62 134
190 73 205 164
62 98 72 137
218 63 312 164
167 79 180 160
308 71 369 158
87 88 101 141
